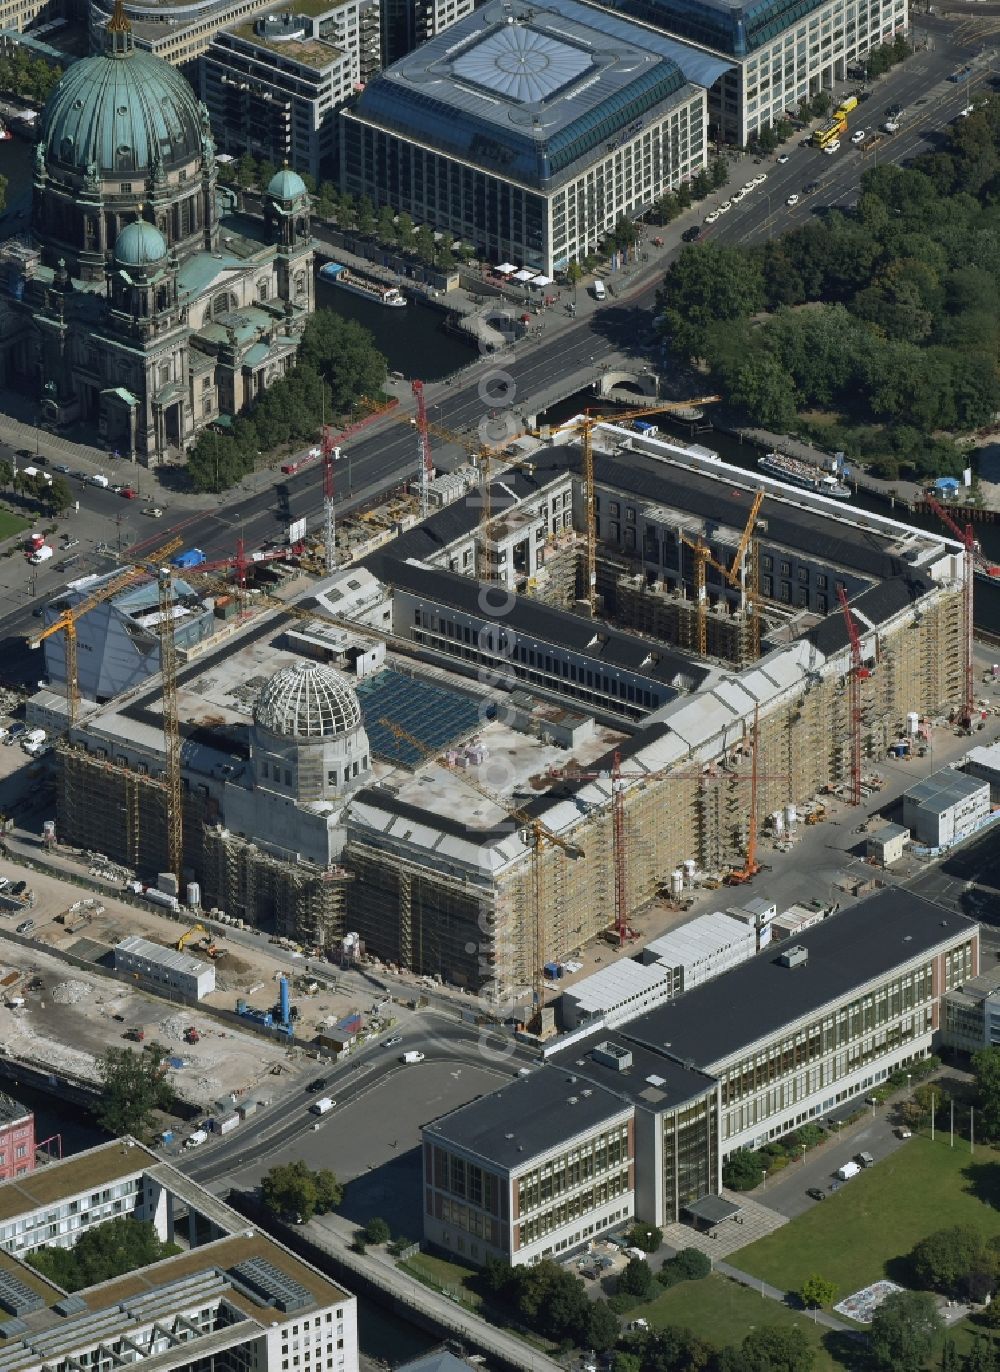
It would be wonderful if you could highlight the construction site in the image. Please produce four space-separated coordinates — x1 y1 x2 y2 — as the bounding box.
23 401 969 1017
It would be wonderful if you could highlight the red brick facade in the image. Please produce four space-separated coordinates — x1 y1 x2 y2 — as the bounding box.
0 1109 35 1181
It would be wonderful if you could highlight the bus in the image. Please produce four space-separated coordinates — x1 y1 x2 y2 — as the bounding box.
813 116 847 148
833 94 858 121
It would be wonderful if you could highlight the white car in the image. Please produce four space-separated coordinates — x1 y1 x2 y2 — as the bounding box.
851 129 866 144
959 104 975 118
732 189 746 203
777 153 790 164
704 210 720 223
741 181 756 193
718 199 732 213
753 172 768 186
823 139 841 155
786 193 800 206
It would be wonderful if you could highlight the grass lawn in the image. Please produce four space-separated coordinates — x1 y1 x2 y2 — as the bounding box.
399 1251 482 1306
0 508 29 541
734 1134 1000 1296
641 1274 842 1370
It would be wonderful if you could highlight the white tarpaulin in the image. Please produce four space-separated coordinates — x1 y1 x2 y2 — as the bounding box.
496 262 517 274
532 274 553 286
513 269 535 282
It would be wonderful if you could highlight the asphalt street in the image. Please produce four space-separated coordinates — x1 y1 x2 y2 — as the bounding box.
182 1013 527 1188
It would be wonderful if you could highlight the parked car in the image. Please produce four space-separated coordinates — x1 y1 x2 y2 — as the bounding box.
806 1187 826 1201
829 1179 842 1192
120 486 138 499
681 226 701 242
15 920 34 935
142 506 164 518
384 1035 402 1047
753 172 768 185
851 129 867 144
307 1077 328 1093
804 180 820 193
895 1126 912 1139
777 153 790 164
704 210 720 224
54 463 71 475
786 193 800 206
717 199 732 213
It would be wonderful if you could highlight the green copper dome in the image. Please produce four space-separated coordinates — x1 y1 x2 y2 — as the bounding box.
114 219 167 265
267 167 307 201
40 40 204 178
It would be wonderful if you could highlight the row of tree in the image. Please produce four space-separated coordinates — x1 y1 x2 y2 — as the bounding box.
0 464 73 516
0 49 62 106
657 93 1000 478
186 311 387 493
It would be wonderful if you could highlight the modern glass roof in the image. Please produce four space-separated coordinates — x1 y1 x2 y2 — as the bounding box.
452 25 592 103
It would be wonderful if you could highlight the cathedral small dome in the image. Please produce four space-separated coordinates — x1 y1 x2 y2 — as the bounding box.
114 220 167 266
254 662 363 739
267 167 308 201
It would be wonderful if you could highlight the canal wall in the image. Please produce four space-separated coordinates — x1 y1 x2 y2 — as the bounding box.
231 1192 562 1372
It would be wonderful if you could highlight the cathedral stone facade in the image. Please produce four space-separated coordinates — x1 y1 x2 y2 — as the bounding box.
0 0 314 465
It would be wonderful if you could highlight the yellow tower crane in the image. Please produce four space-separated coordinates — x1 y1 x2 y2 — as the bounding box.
28 536 183 726
679 488 765 661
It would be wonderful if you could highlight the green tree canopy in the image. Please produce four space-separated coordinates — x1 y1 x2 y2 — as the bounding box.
261 1161 343 1223
974 1047 1000 1141
869 1289 943 1372
800 1274 838 1309
586 1299 620 1353
657 245 764 359
717 1325 814 1372
26 1218 172 1292
722 1149 766 1190
618 1257 655 1301
96 1043 174 1138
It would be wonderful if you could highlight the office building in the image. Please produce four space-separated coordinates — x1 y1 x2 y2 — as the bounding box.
422 1067 635 1265
114 935 217 999
597 0 908 145
89 0 282 73
0 1095 35 1181
943 966 1000 1055
203 0 382 180
341 0 726 275
0 1138 359 1372
427 891 977 1258
380 0 474 65
902 768 990 849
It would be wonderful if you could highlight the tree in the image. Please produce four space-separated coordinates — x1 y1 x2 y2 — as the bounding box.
364 1216 391 1244
911 1226 988 1297
235 154 257 190
565 260 584 287
27 1218 171 1292
869 1290 943 1372
800 1274 838 1309
586 1300 620 1352
261 1160 342 1222
618 1257 655 1301
314 1168 343 1213
728 353 798 429
627 1223 663 1253
257 160 277 192
0 457 11 488
355 196 376 238
376 204 396 244
415 225 437 265
711 157 729 189
297 311 387 414
96 1043 174 1138
395 211 414 246
657 245 764 359
717 1326 814 1372
647 1327 715 1372
974 1047 1000 1141
46 475 72 516
722 1148 766 1191
671 1247 711 1282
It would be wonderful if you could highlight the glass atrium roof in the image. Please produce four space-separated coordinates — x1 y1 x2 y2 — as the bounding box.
452 25 592 103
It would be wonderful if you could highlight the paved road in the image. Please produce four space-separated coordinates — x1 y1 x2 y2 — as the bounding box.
181 1014 528 1187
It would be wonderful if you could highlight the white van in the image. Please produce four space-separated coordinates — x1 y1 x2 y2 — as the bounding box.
401 1051 425 1064
592 279 606 301
89 473 110 488
310 1096 335 1115
835 1159 861 1181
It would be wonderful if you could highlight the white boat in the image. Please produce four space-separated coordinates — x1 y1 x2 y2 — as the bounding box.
758 451 851 500
319 261 406 307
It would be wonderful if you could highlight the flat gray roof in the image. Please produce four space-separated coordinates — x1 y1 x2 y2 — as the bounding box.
623 889 976 1070
548 1031 716 1112
905 767 988 815
423 1065 630 1169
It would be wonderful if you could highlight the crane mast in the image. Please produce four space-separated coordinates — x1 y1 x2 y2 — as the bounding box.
411 379 433 521
924 493 975 727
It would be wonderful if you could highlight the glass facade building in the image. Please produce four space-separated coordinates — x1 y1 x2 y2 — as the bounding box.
340 0 725 273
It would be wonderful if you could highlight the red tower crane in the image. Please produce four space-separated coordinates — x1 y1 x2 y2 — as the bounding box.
924 493 975 728
411 379 434 520
837 583 870 806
